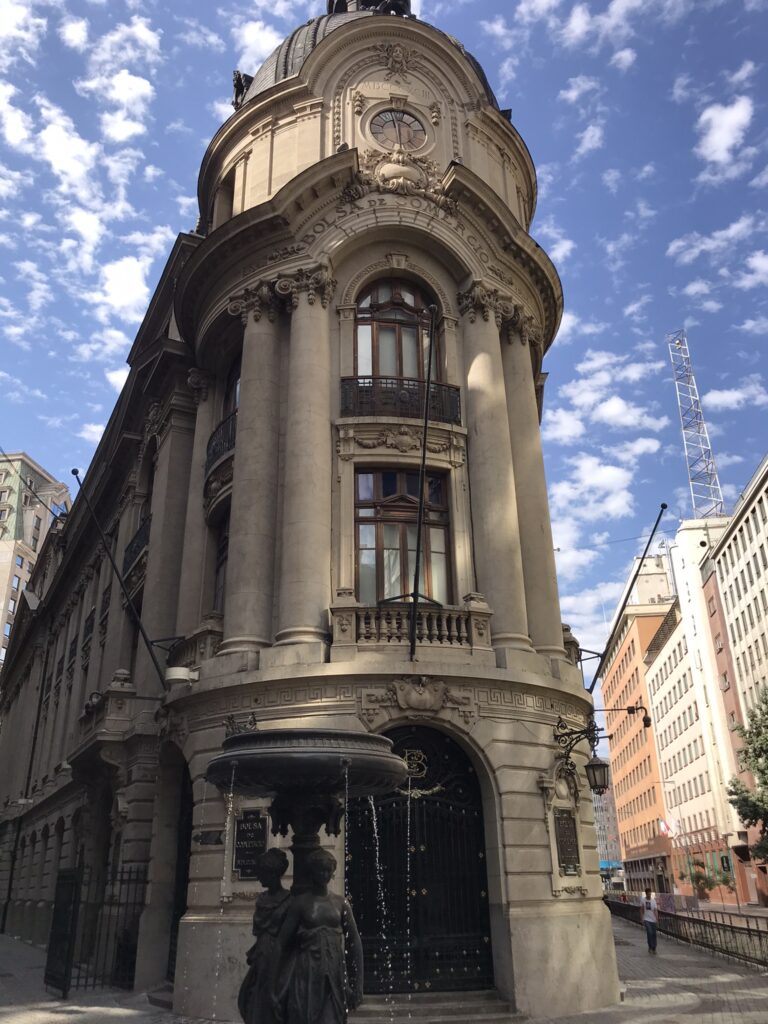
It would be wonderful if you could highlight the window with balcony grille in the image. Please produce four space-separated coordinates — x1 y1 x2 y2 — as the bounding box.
355 469 450 605
212 513 229 613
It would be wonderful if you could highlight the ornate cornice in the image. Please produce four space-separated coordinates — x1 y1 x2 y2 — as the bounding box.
227 279 281 324
457 282 515 327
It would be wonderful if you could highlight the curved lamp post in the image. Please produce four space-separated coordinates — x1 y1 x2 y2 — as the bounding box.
554 702 651 795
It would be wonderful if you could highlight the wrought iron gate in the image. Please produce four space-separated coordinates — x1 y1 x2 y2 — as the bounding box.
44 864 147 997
347 726 494 993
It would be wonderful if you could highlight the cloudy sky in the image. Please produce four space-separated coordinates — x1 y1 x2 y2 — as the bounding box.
1 0 767 660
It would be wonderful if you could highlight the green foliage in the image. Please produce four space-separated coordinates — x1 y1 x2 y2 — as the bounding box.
727 687 768 861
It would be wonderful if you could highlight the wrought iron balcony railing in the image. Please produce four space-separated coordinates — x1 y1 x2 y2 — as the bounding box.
123 516 151 575
206 411 237 475
340 377 461 426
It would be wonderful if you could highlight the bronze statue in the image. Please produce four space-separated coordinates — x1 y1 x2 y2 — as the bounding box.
238 848 291 1024
272 848 363 1023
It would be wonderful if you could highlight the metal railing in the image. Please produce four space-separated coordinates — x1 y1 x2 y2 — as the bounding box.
340 376 461 425
122 516 151 575
205 411 237 474
605 898 768 966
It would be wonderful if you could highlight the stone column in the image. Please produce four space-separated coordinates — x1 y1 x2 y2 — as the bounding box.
502 311 565 658
218 283 281 654
275 266 335 645
459 283 530 650
176 370 217 637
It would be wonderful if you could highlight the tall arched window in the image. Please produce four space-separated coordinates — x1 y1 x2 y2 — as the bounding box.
355 279 438 382
223 357 241 418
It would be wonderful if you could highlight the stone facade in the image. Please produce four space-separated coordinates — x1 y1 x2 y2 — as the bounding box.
0 5 619 1019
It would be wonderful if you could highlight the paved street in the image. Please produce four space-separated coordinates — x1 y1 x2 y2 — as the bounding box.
2 917 768 1023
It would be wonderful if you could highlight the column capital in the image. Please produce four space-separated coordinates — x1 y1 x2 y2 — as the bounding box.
507 305 544 351
275 264 336 310
227 280 281 324
186 367 210 404
457 281 515 328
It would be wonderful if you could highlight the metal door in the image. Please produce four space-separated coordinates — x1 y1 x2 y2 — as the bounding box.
347 725 493 993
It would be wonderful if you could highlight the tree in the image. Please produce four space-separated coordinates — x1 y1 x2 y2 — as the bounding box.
727 687 768 861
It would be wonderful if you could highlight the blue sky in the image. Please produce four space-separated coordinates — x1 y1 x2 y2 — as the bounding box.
1 0 767 659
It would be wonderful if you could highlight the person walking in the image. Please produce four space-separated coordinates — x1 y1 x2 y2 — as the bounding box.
643 887 658 954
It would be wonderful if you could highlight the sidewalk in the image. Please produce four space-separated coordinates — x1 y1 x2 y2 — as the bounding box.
2 917 768 1023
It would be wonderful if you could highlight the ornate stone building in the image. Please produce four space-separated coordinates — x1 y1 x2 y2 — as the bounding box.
0 2 619 1017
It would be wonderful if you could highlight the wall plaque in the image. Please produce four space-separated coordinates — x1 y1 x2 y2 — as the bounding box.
233 809 269 879
554 808 580 875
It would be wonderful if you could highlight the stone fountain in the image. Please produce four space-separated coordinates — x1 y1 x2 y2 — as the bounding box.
206 727 408 1023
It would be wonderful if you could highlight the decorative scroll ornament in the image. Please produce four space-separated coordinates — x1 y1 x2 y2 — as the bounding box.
340 149 457 215
274 265 336 309
355 425 452 455
457 282 516 328
371 42 427 82
224 711 260 737
187 368 210 405
227 280 280 324
509 304 544 351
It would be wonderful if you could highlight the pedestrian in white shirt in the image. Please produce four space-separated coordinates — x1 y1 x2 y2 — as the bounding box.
642 887 658 954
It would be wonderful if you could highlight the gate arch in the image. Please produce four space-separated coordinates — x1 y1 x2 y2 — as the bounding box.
347 724 494 993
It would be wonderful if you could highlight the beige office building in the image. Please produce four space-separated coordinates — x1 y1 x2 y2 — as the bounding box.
0 3 619 1018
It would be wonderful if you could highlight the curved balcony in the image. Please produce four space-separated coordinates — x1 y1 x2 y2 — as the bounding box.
205 411 237 475
340 377 461 426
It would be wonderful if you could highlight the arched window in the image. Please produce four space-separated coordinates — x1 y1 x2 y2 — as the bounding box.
212 512 229 613
355 279 438 382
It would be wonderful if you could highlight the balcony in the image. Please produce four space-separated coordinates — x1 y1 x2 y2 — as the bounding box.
206 411 237 475
340 377 461 426
123 516 151 576
330 597 493 662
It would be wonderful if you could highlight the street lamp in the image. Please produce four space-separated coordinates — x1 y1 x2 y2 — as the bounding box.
554 703 651 795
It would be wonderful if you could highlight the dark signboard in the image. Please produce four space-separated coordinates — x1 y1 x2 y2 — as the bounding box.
233 809 269 879
554 808 580 875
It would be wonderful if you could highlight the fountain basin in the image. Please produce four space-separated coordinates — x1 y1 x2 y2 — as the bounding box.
206 728 408 797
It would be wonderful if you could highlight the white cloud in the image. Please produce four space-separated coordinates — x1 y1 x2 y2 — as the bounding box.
536 216 576 263
144 164 163 182
682 279 711 297
560 3 592 47
734 250 768 290
666 215 758 265
0 1 47 72
0 369 45 403
233 19 284 69
635 162 655 180
34 97 101 199
573 122 604 159
210 98 234 122
121 224 175 259
751 165 768 188
736 316 768 334
175 17 225 51
726 60 757 88
556 311 610 343
78 423 105 445
559 578 625 653
84 256 151 323
694 96 753 165
610 47 636 71
72 327 131 361
702 375 768 411
550 454 636 522
671 73 692 103
542 407 586 445
716 452 745 468
601 231 636 273
558 75 600 104
106 367 130 391
0 81 34 151
59 17 89 52
625 198 656 222
15 259 52 311
610 437 662 463
499 57 519 88
551 517 600 582
517 0 563 22
623 294 651 320
0 161 32 199
602 168 621 194
591 395 670 431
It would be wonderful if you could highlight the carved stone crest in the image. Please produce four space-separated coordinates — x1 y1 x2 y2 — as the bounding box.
339 149 457 215
360 677 476 727
371 43 426 82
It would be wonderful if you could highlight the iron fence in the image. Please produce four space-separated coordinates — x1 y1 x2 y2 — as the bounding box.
605 898 768 967
45 864 147 997
340 376 461 425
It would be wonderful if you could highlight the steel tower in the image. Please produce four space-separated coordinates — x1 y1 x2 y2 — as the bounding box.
667 328 725 518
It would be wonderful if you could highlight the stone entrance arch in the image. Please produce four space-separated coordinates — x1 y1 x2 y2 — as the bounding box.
347 724 494 993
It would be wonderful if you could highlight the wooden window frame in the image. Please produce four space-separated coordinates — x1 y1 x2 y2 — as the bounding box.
354 279 440 382
354 468 451 605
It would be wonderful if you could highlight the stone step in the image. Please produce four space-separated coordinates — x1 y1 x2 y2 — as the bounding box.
146 983 174 1010
351 990 520 1023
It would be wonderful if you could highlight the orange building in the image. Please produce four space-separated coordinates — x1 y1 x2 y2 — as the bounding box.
600 556 674 892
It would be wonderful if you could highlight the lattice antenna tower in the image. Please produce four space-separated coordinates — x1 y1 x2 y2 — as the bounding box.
667 328 725 518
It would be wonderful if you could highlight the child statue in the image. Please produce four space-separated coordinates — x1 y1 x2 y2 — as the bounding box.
272 847 363 1023
238 848 291 1024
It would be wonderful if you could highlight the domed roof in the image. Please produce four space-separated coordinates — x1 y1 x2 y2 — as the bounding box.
241 12 499 109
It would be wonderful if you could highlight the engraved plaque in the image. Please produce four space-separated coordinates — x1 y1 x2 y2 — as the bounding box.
233 809 269 880
554 808 580 875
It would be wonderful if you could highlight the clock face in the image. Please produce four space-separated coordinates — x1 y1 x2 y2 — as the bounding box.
370 110 427 152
